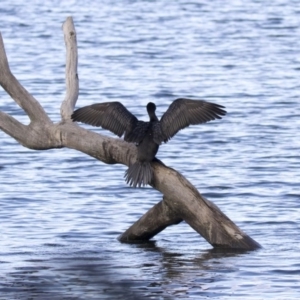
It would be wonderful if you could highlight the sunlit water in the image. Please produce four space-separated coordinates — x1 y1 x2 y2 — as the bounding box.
0 0 300 299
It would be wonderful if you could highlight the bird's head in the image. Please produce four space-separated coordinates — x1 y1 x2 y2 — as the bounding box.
147 102 156 113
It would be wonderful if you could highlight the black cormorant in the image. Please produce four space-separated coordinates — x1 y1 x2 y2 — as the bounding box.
71 98 226 187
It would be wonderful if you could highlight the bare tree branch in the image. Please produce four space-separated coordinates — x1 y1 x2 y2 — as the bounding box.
54 122 134 164
60 16 79 121
0 111 28 144
0 33 51 124
0 17 261 250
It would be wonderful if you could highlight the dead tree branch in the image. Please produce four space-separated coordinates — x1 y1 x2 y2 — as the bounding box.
0 17 261 250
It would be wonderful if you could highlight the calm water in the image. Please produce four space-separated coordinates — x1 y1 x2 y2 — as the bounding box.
1 0 300 299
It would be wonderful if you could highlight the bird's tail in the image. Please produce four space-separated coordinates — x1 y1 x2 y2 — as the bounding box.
124 162 153 188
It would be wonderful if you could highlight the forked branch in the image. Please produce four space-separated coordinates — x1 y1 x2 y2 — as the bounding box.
0 17 261 250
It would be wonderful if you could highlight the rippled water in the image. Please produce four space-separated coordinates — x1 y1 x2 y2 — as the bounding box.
1 0 300 299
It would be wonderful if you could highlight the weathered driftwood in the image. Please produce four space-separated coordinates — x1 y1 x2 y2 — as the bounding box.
0 17 261 250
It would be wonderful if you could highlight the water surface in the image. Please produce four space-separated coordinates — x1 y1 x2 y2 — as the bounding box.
0 0 300 299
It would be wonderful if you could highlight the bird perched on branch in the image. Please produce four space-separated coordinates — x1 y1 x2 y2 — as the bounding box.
71 98 226 188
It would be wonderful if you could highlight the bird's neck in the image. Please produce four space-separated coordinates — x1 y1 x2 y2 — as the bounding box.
148 111 158 122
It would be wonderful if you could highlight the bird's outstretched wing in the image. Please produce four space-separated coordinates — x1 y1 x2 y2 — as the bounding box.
71 102 147 142
155 98 226 143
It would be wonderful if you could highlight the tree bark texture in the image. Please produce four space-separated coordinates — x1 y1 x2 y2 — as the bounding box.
0 17 261 250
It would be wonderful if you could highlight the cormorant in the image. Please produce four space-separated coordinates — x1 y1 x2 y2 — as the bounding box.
71 98 226 187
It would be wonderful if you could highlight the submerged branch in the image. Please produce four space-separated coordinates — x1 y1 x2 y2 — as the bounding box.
119 198 183 242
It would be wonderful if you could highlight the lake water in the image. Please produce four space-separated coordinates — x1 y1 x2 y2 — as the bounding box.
0 0 300 299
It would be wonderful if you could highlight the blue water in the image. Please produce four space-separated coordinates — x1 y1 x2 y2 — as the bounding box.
1 0 300 299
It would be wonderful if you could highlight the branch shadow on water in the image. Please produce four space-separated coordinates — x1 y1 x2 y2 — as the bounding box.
134 241 249 278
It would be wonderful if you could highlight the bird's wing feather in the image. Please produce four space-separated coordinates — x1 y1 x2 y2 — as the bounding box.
71 102 138 138
156 98 226 143
125 120 149 143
